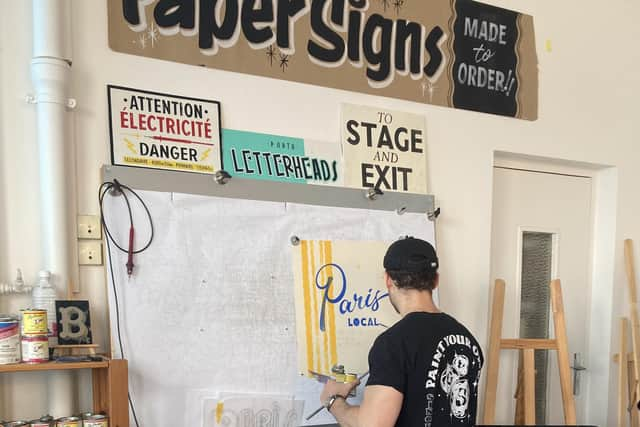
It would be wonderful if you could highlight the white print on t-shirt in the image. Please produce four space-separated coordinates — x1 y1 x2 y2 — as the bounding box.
452 353 469 376
424 334 482 427
425 335 479 389
449 378 470 418
439 354 470 418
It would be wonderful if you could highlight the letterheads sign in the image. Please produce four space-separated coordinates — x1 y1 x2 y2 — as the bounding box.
107 0 538 120
222 129 343 186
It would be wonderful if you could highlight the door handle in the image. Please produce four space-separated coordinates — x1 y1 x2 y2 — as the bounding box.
570 352 587 396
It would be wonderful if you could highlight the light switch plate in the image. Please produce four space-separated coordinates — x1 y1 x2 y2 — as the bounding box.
78 215 102 239
78 241 103 265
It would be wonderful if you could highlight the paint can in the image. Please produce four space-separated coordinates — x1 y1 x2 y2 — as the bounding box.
21 309 48 335
55 418 80 427
75 414 92 426
76 414 93 427
0 315 18 327
0 316 21 365
21 335 49 363
344 373 358 396
82 415 108 427
4 422 29 427
29 415 54 427
344 373 357 383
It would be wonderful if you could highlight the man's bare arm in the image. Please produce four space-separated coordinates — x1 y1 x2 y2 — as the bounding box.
328 385 403 427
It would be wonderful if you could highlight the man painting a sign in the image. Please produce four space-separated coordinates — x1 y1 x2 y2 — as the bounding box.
317 237 483 427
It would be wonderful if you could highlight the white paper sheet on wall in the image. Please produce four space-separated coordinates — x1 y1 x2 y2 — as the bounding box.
103 190 435 426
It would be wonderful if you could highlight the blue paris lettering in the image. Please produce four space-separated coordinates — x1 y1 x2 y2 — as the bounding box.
315 263 347 332
315 263 389 330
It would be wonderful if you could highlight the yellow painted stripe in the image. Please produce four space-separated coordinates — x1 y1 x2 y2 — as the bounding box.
301 241 314 373
310 241 321 373
215 402 224 424
321 241 330 373
325 241 338 366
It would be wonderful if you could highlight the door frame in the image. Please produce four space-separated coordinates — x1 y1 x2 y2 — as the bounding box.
493 152 618 426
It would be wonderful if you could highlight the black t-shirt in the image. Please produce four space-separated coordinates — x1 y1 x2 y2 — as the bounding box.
366 312 483 427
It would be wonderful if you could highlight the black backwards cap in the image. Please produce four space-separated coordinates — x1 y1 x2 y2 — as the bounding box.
383 237 439 273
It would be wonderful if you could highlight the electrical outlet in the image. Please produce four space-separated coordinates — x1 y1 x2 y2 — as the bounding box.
78 215 102 239
78 241 103 265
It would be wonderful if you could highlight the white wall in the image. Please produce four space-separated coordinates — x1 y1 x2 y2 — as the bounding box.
1 0 638 425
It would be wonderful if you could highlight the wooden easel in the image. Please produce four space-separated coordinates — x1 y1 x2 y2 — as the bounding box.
482 279 577 425
612 239 640 427
52 344 100 357
49 280 100 358
625 240 640 417
614 318 639 427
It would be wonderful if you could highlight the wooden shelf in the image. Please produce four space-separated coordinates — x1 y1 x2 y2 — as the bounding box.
0 358 129 426
0 360 109 373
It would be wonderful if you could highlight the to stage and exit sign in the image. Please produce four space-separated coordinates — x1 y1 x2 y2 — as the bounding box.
341 104 427 195
108 85 222 174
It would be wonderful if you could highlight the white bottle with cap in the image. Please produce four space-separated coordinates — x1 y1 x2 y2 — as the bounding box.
32 270 58 346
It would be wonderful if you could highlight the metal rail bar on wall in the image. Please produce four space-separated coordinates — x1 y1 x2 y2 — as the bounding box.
102 165 435 215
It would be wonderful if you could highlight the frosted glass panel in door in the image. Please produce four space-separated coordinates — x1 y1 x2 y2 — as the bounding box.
520 231 553 424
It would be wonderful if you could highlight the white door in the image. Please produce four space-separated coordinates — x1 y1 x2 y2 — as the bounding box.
490 166 593 425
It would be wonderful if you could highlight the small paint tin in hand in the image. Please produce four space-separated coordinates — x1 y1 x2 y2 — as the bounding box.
83 415 108 427
55 417 81 427
345 373 358 396
21 310 48 335
21 335 49 363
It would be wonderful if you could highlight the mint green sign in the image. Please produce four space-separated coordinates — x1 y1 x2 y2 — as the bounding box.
222 129 341 185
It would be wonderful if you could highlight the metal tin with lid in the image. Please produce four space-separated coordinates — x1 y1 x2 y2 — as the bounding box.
82 415 108 427
0 314 18 325
30 415 54 427
0 316 20 365
20 309 48 335
21 335 49 363
56 417 80 427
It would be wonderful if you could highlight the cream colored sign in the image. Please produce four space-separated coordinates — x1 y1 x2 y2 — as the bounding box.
108 85 222 174
293 240 399 375
341 104 427 194
108 0 538 120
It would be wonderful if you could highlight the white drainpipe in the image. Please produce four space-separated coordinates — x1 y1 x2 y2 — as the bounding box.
31 0 76 417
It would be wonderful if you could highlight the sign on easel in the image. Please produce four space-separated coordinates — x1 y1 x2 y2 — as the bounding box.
108 85 222 174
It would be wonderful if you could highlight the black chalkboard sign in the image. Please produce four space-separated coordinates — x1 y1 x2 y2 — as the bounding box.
452 0 519 117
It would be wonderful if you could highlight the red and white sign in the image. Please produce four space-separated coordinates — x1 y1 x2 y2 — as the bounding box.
108 85 222 174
